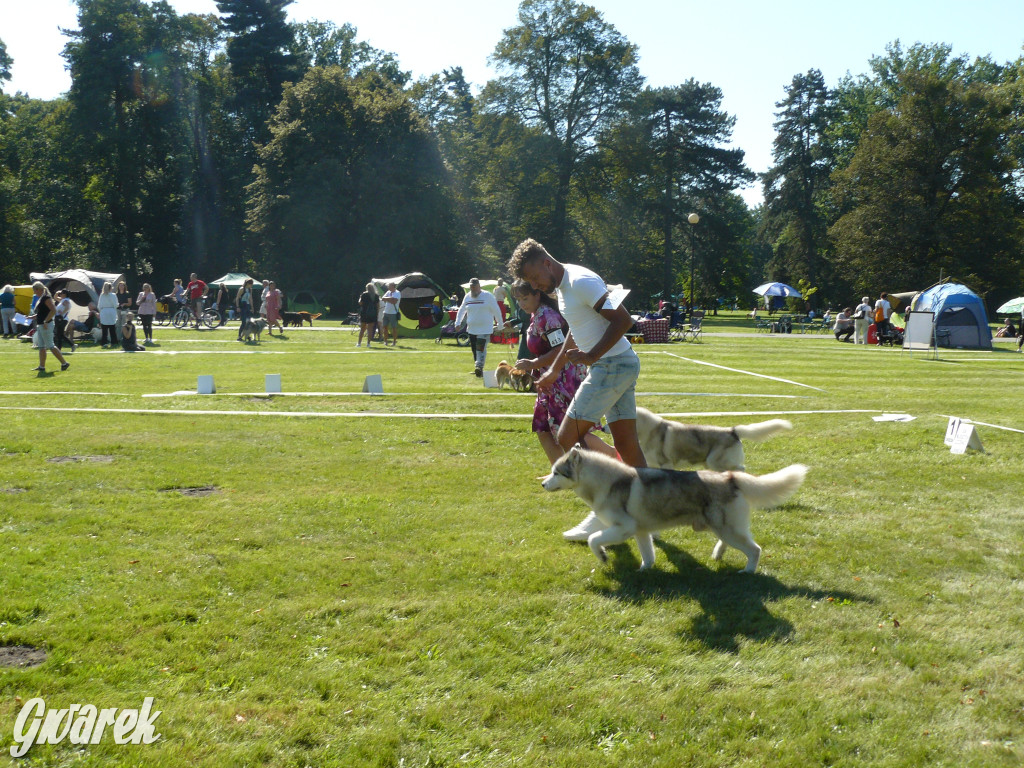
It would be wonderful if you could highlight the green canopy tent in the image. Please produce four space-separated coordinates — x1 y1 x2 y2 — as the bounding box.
372 272 451 337
209 273 266 310
210 273 264 295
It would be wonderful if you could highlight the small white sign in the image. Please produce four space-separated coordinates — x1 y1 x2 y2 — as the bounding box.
872 413 916 422
545 327 566 346
482 370 498 388
362 374 383 394
265 374 282 393
197 375 215 395
950 422 984 454
944 417 961 446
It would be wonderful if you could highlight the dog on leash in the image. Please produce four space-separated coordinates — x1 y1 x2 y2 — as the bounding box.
240 317 268 342
635 406 792 472
541 446 807 573
281 310 321 327
510 367 534 392
495 361 514 390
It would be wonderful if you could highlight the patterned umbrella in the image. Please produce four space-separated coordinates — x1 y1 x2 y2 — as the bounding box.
995 296 1024 314
752 282 801 298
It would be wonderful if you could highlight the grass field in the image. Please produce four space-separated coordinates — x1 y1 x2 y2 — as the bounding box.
1 318 1023 767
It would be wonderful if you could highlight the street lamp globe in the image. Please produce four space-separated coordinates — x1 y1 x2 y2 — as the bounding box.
687 212 700 225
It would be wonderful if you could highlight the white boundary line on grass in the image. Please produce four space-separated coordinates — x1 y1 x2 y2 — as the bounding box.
657 351 826 392
140 390 807 399
133 349 475 355
0 406 885 420
937 414 1024 435
0 390 131 396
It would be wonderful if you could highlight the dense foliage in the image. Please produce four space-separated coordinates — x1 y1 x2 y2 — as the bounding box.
1 4 1022 313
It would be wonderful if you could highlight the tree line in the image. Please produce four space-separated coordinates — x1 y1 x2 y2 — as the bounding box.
1 0 1022 313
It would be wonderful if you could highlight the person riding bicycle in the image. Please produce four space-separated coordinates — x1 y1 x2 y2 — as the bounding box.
186 273 207 329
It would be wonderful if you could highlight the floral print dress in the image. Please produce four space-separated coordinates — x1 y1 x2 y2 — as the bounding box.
528 304 588 434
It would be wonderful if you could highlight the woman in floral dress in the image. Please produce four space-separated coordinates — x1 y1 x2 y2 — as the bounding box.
511 280 616 465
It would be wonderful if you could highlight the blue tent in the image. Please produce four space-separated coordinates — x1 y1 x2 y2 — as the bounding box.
912 283 992 350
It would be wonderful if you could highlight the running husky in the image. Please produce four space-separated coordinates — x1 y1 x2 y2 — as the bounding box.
635 406 792 472
541 447 807 573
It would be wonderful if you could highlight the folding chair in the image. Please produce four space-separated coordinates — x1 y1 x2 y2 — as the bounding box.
668 310 687 341
682 310 704 342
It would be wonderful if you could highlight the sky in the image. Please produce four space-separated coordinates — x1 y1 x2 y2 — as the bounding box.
3 0 1024 207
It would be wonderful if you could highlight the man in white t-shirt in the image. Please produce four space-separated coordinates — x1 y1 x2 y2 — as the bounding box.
382 282 401 346
509 238 646 541
455 278 503 377
874 291 892 342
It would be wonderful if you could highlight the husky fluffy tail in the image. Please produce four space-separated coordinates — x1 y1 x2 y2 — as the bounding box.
733 464 807 509
733 419 793 442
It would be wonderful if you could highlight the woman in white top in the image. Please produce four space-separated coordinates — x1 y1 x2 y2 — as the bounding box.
97 282 119 347
853 296 872 345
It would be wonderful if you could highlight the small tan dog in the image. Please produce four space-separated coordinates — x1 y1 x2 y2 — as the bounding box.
495 361 514 389
510 367 534 392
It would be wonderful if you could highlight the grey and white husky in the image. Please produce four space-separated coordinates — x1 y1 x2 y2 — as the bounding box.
240 317 268 343
635 406 792 472
541 447 807 573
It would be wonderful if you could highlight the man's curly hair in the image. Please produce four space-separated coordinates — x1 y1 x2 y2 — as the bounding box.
507 238 551 279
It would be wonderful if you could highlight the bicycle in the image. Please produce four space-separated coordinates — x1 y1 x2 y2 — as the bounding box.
172 303 221 329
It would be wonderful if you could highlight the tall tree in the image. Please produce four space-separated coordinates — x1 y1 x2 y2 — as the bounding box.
246 67 473 306
63 0 195 278
486 0 643 255
829 53 1021 295
216 0 299 147
0 38 12 89
590 81 753 304
290 20 407 85
760 70 834 299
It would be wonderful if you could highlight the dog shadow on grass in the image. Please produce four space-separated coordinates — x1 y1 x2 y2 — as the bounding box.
588 539 871 654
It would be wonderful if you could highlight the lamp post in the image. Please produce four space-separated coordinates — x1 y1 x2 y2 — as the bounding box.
687 212 699 311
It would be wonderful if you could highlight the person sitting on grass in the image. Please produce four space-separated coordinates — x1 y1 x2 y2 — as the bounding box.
120 312 146 352
994 318 1016 338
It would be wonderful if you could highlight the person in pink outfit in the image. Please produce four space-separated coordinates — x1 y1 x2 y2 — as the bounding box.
265 281 284 335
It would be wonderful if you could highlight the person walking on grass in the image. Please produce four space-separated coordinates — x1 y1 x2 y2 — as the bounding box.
29 282 69 373
265 281 284 335
455 278 503 377
511 279 618 464
508 238 646 542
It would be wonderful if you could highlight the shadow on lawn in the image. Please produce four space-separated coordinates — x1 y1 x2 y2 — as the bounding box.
589 539 871 654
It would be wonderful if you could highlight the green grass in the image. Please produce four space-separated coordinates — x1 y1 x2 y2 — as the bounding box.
1 324 1023 766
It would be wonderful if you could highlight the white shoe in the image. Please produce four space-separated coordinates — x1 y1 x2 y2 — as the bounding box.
563 511 603 541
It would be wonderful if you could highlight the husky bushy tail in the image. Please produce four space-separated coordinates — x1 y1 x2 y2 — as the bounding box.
732 464 807 509
733 419 793 443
